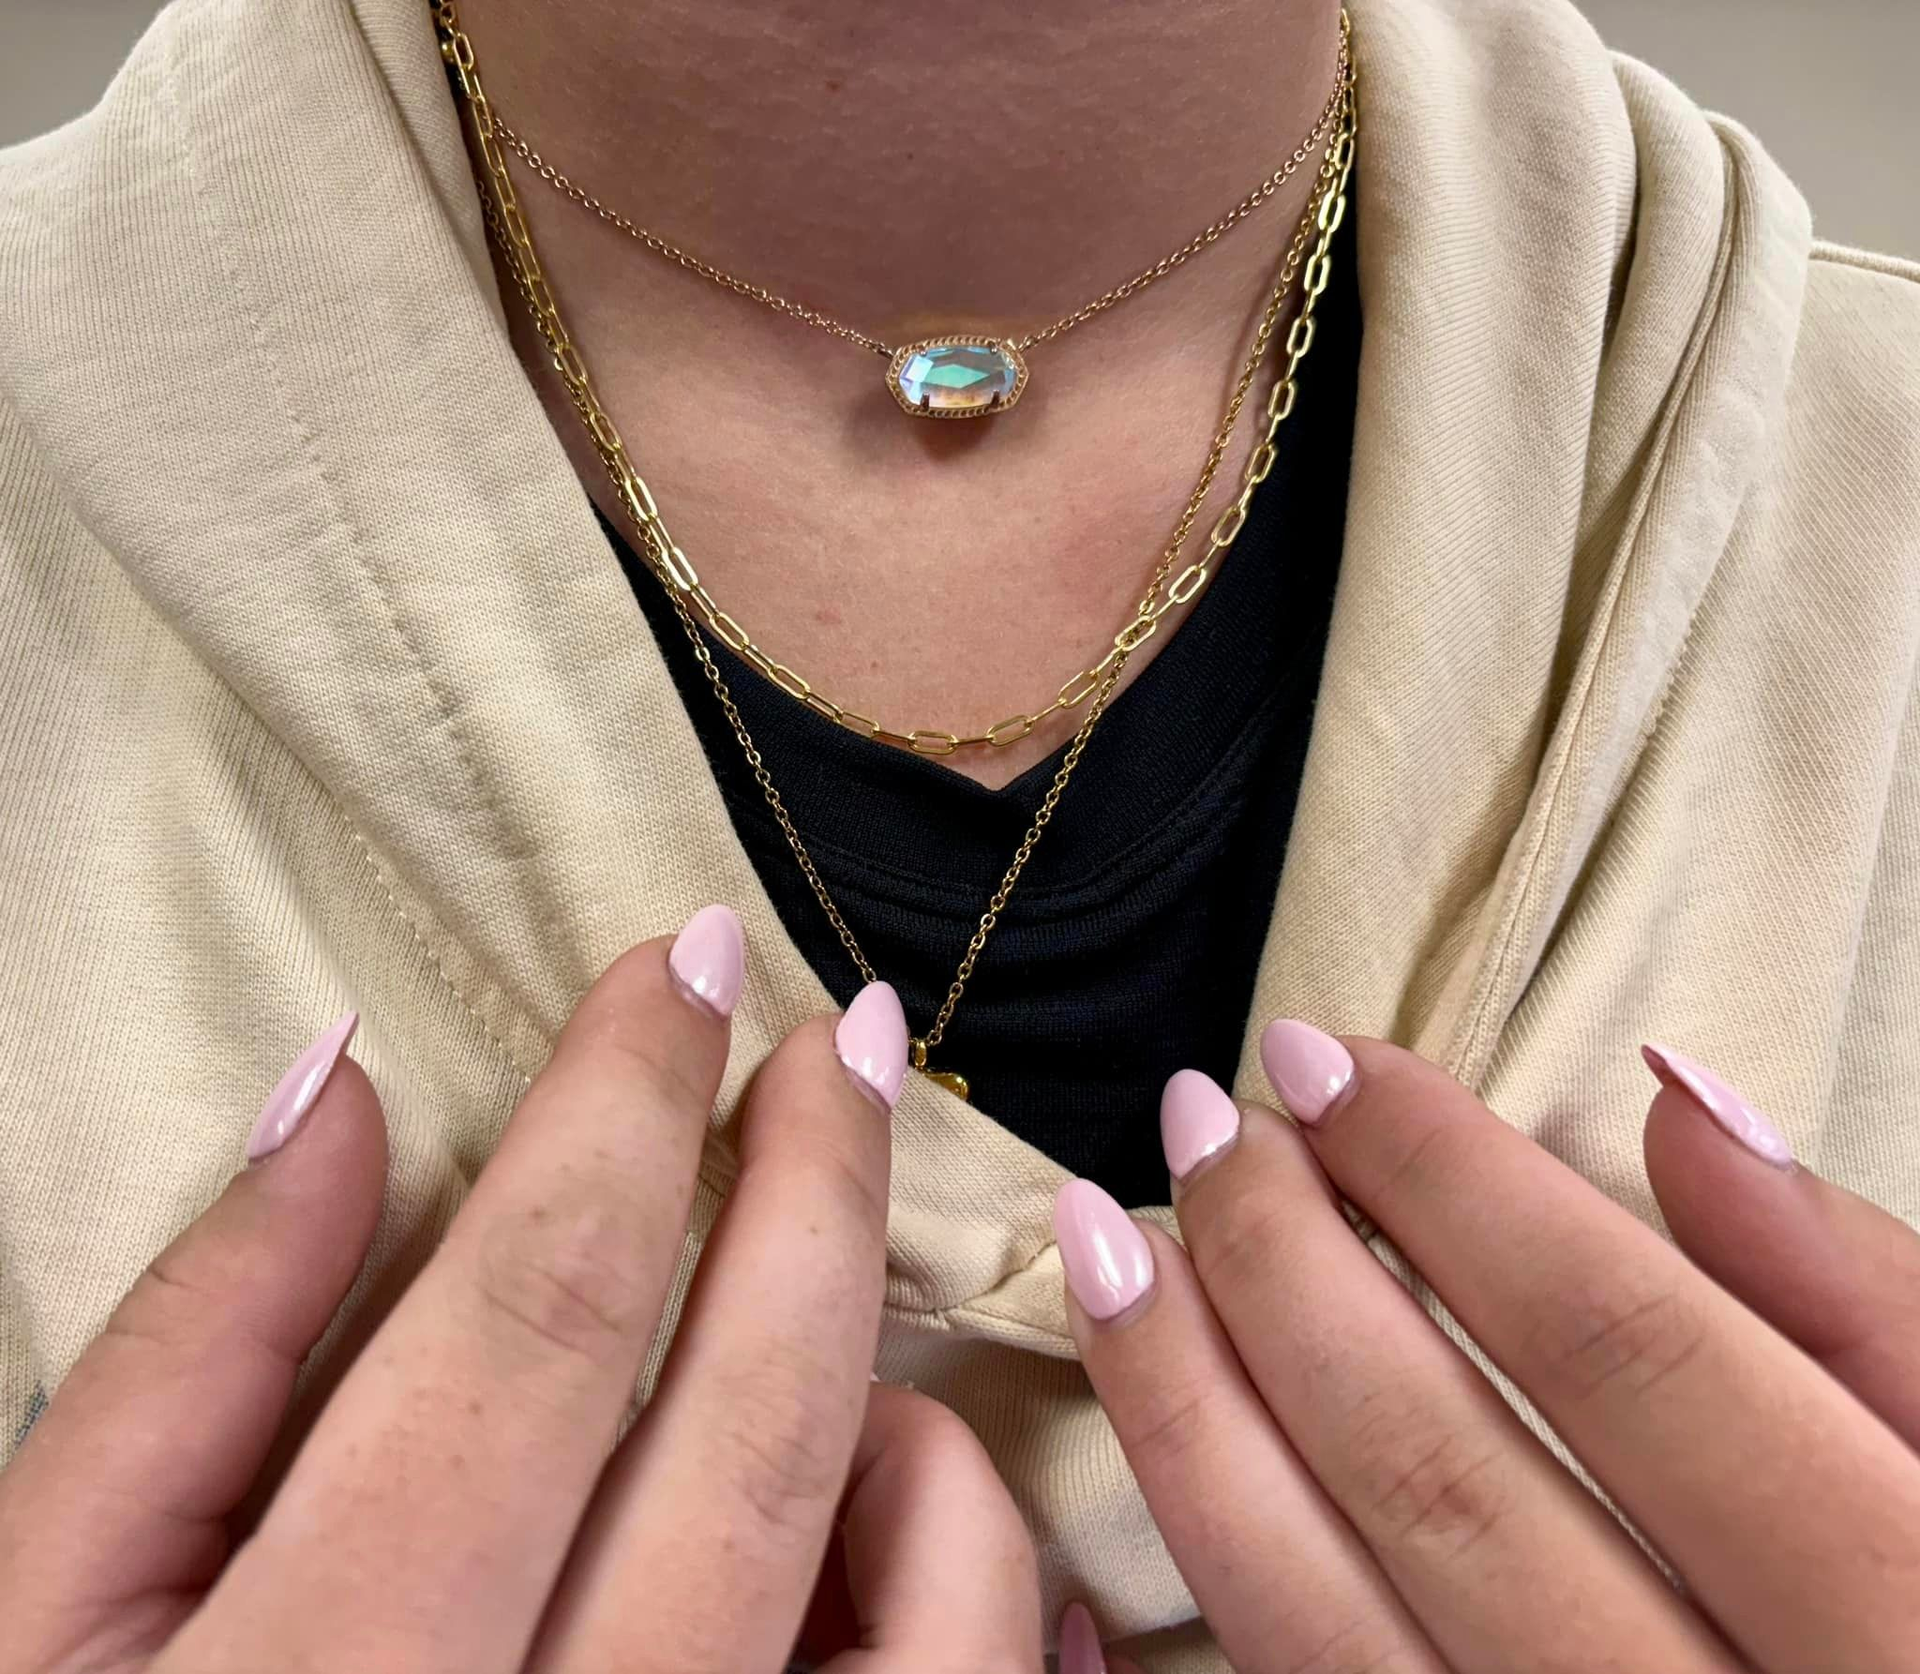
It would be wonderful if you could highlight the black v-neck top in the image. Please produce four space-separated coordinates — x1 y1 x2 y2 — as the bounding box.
601 231 1359 1205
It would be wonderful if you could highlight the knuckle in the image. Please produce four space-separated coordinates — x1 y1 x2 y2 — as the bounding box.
1189 1173 1291 1301
106 1247 225 1352
1349 1395 1509 1563
133 1246 215 1314
1529 1276 1709 1405
1121 1373 1218 1477
470 1187 656 1367
708 1344 851 1547
892 1390 985 1463
1366 1121 1454 1220
594 1022 715 1120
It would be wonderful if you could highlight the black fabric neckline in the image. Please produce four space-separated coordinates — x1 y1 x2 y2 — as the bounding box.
591 317 1330 906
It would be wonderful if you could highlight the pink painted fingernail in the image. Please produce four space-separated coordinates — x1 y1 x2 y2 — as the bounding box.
1054 1179 1155 1321
1260 1018 1354 1126
248 1012 358 1163
1059 1601 1108 1674
1641 1044 1794 1169
1161 1068 1241 1180
835 982 908 1111
667 903 745 1018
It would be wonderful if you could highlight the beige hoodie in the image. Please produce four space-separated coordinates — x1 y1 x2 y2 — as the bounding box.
2 0 1917 1665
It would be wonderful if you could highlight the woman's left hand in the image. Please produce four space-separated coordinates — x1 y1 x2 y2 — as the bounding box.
1053 1026 1920 1674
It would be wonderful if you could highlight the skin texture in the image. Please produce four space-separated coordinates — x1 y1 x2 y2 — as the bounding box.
450 0 1343 785
0 924 1045 1674
1060 1032 1920 1673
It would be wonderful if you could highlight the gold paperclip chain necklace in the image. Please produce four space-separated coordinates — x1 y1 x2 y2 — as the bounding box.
434 0 1357 1097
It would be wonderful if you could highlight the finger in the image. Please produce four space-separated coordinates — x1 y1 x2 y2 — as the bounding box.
1642 1044 1920 1445
1264 1021 1920 1672
813 1385 1042 1673
0 1015 383 1666
1058 1602 1124 1674
530 983 906 1674
1149 1072 1730 1674
185 914 743 1674
1055 1169 1447 1674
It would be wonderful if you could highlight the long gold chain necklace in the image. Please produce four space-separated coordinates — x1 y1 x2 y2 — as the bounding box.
490 53 1349 423
434 1 1356 1098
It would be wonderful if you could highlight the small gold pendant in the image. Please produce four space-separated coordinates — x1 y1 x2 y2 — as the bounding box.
909 1036 971 1102
923 1065 971 1101
886 338 1028 420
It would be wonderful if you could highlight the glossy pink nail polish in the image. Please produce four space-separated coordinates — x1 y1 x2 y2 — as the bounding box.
1054 1179 1155 1321
1260 1018 1355 1125
248 1012 358 1162
1059 1601 1108 1674
667 903 745 1018
1161 1068 1241 1180
1642 1044 1795 1169
835 981 908 1111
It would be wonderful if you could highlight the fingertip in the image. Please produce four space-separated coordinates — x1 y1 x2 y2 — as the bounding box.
5 1022 396 1613
667 903 746 1019
567 929 735 1056
1643 1081 1787 1272
1161 1067 1242 1183
1640 1042 1795 1171
264 1040 387 1184
1054 1179 1156 1324
245 1010 359 1163
734 1009 893 1218
219 1044 390 1350
1641 1066 1920 1429
834 980 909 1112
1059 1600 1109 1674
833 1385 1043 1671
1258 1018 1355 1126
1640 1052 1809 1307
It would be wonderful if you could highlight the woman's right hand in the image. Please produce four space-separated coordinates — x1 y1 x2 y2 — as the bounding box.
0 907 1044 1674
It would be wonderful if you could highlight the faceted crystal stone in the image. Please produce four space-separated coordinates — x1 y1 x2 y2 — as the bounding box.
891 341 1024 414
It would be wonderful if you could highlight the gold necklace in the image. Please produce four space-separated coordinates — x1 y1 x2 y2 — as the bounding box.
434 1 1357 1097
491 48 1350 422
462 13 1357 757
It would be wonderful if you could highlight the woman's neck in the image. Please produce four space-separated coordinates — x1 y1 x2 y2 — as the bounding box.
453 0 1343 343
450 0 1347 788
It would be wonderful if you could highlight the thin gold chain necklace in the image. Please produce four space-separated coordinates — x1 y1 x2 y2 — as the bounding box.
490 52 1349 422
434 1 1357 1097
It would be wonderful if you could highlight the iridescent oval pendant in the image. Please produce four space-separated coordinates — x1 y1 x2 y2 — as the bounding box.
887 338 1028 419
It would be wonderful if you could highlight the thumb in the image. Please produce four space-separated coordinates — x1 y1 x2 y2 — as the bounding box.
813 1385 1044 1673
0 1013 386 1666
1641 1042 1920 1447
1058 1602 1143 1674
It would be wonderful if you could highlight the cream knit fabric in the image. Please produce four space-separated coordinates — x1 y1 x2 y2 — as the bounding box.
2 0 1917 1666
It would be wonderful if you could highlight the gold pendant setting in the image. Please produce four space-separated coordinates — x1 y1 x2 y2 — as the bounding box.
886 338 1028 420
910 1036 971 1102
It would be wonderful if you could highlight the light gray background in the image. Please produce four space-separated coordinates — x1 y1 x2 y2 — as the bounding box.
2 0 1916 256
